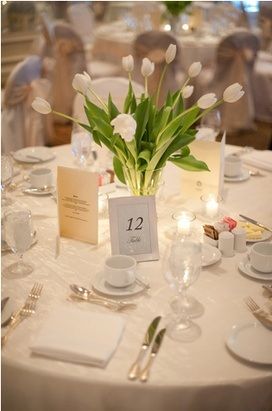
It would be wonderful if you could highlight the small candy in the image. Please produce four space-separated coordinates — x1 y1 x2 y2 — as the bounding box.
214 221 229 233
203 224 219 240
223 216 237 231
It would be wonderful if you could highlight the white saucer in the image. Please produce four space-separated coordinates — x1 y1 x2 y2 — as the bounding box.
92 272 144 297
224 168 250 182
238 256 272 280
22 185 56 196
226 321 272 365
246 230 272 243
13 146 55 163
201 244 222 267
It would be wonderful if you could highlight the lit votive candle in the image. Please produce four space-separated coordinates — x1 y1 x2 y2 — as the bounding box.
172 210 196 237
201 193 222 219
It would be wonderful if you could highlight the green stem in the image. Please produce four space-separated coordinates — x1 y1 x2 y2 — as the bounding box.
155 64 167 107
195 99 223 123
88 88 108 112
172 77 190 111
52 110 82 124
144 76 148 97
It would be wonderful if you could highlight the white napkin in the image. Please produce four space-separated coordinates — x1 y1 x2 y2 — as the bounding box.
30 306 125 368
242 150 272 172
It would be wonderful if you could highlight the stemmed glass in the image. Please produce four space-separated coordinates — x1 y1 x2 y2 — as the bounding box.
3 208 34 278
71 130 95 168
199 109 221 141
1 155 14 206
164 235 202 342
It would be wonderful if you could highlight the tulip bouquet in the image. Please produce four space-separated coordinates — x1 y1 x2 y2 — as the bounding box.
32 44 244 195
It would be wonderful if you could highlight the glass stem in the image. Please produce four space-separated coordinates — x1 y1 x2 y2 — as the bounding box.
177 288 188 322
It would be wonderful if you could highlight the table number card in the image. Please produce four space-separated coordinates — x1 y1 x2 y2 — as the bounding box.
108 196 159 262
57 166 98 244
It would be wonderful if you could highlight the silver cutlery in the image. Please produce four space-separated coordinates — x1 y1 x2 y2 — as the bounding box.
1 314 14 328
1 297 9 312
239 214 272 233
23 186 53 194
135 277 150 290
139 328 166 383
26 154 43 162
128 316 161 381
248 169 264 177
68 293 136 312
245 296 272 330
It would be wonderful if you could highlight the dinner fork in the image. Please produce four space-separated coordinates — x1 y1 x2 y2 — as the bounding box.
1 301 36 347
244 296 272 330
27 282 43 306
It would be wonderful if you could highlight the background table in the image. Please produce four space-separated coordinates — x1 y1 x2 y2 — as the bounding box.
2 145 272 411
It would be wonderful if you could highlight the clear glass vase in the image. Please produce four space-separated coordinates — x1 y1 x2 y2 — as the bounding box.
122 166 164 196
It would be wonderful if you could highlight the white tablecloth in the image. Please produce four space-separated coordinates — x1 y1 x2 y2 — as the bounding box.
2 145 272 411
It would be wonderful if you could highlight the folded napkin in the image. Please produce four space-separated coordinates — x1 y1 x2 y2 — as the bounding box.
30 306 125 368
242 150 272 172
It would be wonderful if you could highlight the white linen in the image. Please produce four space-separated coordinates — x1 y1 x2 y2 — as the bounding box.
242 150 272 171
30 305 125 368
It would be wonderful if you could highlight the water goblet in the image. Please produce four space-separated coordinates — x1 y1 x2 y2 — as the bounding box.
71 130 95 167
1 155 14 206
199 109 221 141
164 236 202 341
3 208 34 278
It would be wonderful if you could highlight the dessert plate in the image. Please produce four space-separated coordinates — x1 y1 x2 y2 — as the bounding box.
238 256 272 280
224 168 250 182
201 244 221 267
92 272 145 297
226 322 272 365
13 147 55 163
22 185 56 196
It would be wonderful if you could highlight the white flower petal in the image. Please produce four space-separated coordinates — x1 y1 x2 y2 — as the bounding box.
197 93 217 109
141 58 155 77
182 85 194 99
72 73 92 95
188 62 202 78
223 83 245 103
165 44 177 64
110 114 137 141
122 55 134 72
31 97 52 114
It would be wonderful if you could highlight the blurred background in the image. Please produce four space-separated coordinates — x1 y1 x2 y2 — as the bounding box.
1 1 272 151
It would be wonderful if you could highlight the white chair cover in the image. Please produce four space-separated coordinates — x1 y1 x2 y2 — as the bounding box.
1 56 52 153
132 31 180 107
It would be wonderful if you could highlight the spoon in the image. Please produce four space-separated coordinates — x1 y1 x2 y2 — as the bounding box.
248 169 263 177
70 284 137 309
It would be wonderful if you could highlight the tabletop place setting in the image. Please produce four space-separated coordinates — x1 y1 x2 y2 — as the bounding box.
1 11 272 410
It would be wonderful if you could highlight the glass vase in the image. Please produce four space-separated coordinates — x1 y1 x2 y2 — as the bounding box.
122 166 164 196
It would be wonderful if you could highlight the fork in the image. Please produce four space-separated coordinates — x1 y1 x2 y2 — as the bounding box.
27 282 43 306
244 296 272 330
1 301 36 347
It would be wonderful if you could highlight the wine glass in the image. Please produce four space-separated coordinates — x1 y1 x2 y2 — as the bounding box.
199 109 221 141
71 130 95 167
3 208 34 278
1 155 14 206
164 235 202 342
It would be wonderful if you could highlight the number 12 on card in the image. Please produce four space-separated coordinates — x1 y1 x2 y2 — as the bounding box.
108 196 159 262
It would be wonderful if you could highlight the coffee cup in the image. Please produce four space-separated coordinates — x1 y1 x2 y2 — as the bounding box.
29 168 53 189
224 155 242 177
104 255 136 287
249 242 272 273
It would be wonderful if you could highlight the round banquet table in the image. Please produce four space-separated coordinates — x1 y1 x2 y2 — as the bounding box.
2 144 272 411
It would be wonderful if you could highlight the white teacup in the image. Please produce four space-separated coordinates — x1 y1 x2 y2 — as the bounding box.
29 168 53 189
224 155 242 177
104 255 136 287
249 242 272 273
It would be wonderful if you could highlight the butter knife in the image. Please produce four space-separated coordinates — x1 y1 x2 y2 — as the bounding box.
1 297 9 312
239 214 272 233
128 316 161 381
139 328 166 383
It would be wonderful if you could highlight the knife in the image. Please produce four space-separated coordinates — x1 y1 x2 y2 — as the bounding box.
139 328 166 383
128 316 161 381
1 297 9 313
239 214 272 233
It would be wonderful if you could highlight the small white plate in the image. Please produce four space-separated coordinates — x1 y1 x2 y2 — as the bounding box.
226 322 272 365
238 256 272 280
246 229 272 243
92 272 145 297
201 244 221 267
13 147 55 163
224 168 250 182
22 185 56 196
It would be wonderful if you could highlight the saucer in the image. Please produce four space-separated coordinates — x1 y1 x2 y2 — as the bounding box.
22 185 56 196
226 321 272 365
224 168 250 182
201 244 221 267
92 272 145 297
13 146 55 163
238 256 272 280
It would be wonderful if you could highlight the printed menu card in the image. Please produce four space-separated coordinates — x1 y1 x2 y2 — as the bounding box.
57 166 98 244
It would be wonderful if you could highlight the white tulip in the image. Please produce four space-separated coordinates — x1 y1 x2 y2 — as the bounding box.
197 93 217 109
122 55 134 72
111 113 137 142
141 58 155 77
31 97 52 114
223 83 245 103
72 72 92 95
165 44 177 64
182 85 194 99
188 62 202 78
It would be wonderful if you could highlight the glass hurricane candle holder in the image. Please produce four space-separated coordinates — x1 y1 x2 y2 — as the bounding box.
200 193 222 220
172 210 196 238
